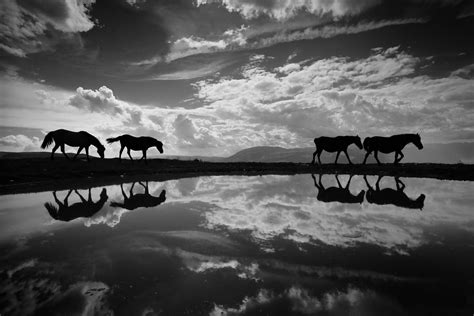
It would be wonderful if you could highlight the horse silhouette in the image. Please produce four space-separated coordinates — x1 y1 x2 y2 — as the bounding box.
106 135 163 163
41 129 105 161
364 176 425 210
45 188 108 222
110 182 166 210
311 173 365 204
362 133 423 165
311 136 362 165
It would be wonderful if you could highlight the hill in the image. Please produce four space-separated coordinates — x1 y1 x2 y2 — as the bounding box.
225 142 474 164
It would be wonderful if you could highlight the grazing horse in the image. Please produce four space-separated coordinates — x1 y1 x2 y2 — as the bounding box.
362 133 423 165
311 136 363 165
110 182 166 210
41 129 105 161
364 176 425 210
45 188 108 222
311 174 365 204
106 134 163 163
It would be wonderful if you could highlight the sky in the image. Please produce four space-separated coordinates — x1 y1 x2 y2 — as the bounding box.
0 0 473 157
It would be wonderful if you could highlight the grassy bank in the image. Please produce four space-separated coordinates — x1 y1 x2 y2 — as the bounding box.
0 157 473 195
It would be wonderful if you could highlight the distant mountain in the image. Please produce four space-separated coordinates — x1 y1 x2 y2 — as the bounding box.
224 146 379 163
225 143 474 164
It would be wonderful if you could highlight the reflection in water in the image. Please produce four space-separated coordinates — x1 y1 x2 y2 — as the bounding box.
45 188 108 222
311 173 365 204
364 176 425 210
110 181 166 210
2 175 474 315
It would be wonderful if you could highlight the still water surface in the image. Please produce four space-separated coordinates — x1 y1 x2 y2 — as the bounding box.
1 175 473 315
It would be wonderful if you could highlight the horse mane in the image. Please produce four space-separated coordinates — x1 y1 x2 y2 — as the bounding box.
86 132 105 149
44 202 58 218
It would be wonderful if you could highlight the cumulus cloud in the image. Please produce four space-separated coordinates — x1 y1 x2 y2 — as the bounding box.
0 134 42 151
69 86 145 126
193 47 474 143
0 0 95 57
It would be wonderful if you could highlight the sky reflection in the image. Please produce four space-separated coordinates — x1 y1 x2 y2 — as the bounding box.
1 175 473 315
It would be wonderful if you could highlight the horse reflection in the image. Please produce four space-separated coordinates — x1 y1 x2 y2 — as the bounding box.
311 174 365 204
45 188 108 221
110 182 166 210
364 176 425 210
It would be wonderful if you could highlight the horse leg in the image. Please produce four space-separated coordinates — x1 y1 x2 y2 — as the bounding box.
335 174 343 188
65 189 73 206
120 183 127 199
374 151 381 165
346 174 353 189
362 150 371 164
143 150 147 164
51 144 59 160
61 145 70 160
395 177 406 191
119 146 124 161
73 147 83 160
396 150 404 164
311 150 317 164
75 190 87 203
317 151 322 165
127 149 133 161
130 182 136 196
334 151 341 165
344 150 352 164
85 146 90 161
376 175 383 190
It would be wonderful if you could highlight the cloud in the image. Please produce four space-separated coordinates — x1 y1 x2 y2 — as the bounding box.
196 0 382 20
69 85 145 126
193 47 474 143
0 134 42 151
210 286 404 316
0 0 96 57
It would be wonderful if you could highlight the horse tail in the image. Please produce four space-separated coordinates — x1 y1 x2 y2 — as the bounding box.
41 131 55 149
106 136 121 144
44 202 58 219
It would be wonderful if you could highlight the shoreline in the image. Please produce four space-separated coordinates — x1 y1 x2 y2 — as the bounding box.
1 158 473 195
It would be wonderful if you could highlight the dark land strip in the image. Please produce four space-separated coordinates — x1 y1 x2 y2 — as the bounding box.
0 158 473 195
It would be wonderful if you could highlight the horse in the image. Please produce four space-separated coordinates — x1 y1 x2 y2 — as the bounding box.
311 135 363 165
362 133 423 165
106 134 163 163
41 129 105 161
110 182 166 210
45 188 108 222
311 174 365 204
364 176 425 210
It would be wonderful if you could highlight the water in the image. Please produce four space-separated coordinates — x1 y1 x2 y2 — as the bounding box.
1 175 473 315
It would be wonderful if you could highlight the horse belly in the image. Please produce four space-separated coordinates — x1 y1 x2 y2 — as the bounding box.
127 144 145 151
377 143 395 153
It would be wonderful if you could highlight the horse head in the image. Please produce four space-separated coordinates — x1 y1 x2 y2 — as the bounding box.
414 133 423 150
156 140 164 154
354 135 363 149
97 145 105 159
416 194 426 210
357 190 365 203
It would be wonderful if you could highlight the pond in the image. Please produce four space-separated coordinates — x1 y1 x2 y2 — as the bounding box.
1 174 473 315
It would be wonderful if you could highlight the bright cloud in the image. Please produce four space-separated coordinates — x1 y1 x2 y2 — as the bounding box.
196 0 381 20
